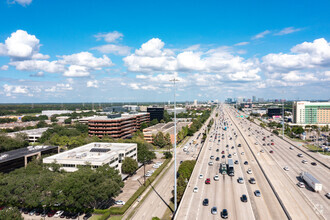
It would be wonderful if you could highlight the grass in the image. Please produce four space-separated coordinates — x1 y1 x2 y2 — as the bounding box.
161 201 174 220
304 144 330 156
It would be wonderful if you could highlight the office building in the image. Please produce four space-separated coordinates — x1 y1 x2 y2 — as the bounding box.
0 145 59 173
267 108 282 118
7 127 49 143
88 113 150 138
258 98 264 103
43 142 137 174
143 121 192 144
293 101 330 124
41 110 73 117
147 107 164 122
252 96 257 103
194 100 198 106
167 107 186 114
103 106 127 113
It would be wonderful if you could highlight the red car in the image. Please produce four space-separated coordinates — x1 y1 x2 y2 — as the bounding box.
205 178 211 184
270 150 274 153
47 210 56 217
271 143 274 145
221 151 225 154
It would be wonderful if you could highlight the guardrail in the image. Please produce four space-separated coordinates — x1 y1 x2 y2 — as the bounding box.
227 109 292 220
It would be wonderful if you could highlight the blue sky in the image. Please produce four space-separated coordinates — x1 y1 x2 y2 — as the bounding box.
0 0 330 103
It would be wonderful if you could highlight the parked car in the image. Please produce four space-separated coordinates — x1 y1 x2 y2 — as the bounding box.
216 157 220 161
208 161 214 166
54 210 64 218
29 209 36 216
269 150 274 153
115 200 125 205
83 213 92 220
47 210 56 217
203 198 209 206
241 152 245 155
71 213 79 219
60 211 69 218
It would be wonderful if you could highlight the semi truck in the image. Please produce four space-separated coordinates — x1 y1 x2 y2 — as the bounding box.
227 159 234 176
300 172 322 192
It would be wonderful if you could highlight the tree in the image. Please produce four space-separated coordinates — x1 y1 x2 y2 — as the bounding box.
36 120 48 128
150 119 159 126
272 130 279 135
121 157 138 175
163 151 172 159
0 207 23 220
137 143 156 163
140 122 148 131
153 132 167 148
64 118 72 124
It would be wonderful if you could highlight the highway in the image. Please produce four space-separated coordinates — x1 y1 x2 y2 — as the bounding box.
124 111 215 220
176 105 326 220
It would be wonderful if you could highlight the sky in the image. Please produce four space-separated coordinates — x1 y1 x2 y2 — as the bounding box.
0 0 330 103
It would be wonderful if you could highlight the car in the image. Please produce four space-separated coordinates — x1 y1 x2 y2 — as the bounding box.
226 144 229 148
48 210 56 217
216 149 219 152
231 146 234 149
241 152 245 155
247 169 252 174
283 166 289 171
234 160 239 164
115 200 125 205
301 160 307 164
60 211 69 218
311 162 317 166
210 156 214 160
199 174 203 179
228 154 232 158
193 187 198 192
238 144 241 147
41 210 48 217
83 213 92 220
221 209 228 219
221 151 225 154
298 153 303 157
233 152 237 156
222 155 225 159
326 193 330 199
35 209 43 216
208 161 214 166
71 213 79 219
241 194 248 202
255 142 258 145
211 207 218 215
254 190 261 197
297 182 305 188
203 198 209 206
153 164 160 168
249 178 256 184
180 160 183 164
237 177 244 184
263 143 266 146
269 150 274 153
289 146 294 150
205 178 211 184
214 175 219 181
260 149 264 153
267 143 270 146
54 210 64 218
216 157 220 161
145 173 152 177
244 161 248 165
29 209 36 216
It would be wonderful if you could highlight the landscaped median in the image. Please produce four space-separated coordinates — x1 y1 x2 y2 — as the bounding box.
93 158 172 220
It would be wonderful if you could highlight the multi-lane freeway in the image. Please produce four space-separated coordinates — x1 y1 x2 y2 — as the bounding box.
175 104 328 220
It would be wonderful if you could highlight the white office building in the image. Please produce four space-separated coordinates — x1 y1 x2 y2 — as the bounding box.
7 127 49 143
43 142 137 173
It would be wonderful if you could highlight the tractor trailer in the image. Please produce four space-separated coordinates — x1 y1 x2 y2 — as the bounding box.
300 172 322 192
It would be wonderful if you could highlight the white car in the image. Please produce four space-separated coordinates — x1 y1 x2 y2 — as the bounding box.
326 193 330 199
237 177 244 184
208 161 214 166
153 164 159 168
241 152 245 155
247 169 252 174
233 152 237 156
302 160 308 164
199 174 204 179
260 149 264 153
297 182 305 188
214 175 219 181
193 186 198 193
115 200 125 205
283 166 289 171
54 211 64 218
289 146 294 150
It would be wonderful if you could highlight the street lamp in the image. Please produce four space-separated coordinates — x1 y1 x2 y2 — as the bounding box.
170 77 179 214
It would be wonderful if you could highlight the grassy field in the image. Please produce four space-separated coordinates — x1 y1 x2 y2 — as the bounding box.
304 144 330 156
161 201 174 220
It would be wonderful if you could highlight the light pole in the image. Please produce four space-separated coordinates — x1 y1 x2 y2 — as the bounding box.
282 99 285 139
170 77 179 214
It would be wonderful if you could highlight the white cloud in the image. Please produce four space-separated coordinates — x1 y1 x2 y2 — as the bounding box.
234 42 249 46
0 43 7 56
56 83 73 90
4 30 48 60
94 31 123 43
30 71 44 77
1 65 9 71
87 80 99 88
10 60 65 73
9 0 32 6
3 84 28 96
135 38 166 57
58 52 112 69
252 30 271 39
274 27 302 36
92 44 131 56
63 65 90 77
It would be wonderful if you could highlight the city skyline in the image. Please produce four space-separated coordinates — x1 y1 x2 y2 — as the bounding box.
0 0 330 103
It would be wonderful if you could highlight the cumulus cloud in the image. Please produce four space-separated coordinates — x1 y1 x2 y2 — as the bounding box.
29 71 44 77
1 65 9 71
92 44 131 56
58 52 112 69
3 84 28 96
234 42 249 46
63 65 90 77
94 31 123 43
10 60 65 73
9 0 32 6
87 80 99 88
274 27 302 36
252 30 271 39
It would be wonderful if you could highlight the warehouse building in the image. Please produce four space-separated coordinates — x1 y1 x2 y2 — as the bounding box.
43 142 137 174
88 112 150 138
0 145 59 173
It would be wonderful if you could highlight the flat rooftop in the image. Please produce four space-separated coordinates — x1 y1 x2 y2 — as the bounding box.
7 127 49 137
89 112 148 121
43 142 137 164
144 122 191 135
0 145 58 163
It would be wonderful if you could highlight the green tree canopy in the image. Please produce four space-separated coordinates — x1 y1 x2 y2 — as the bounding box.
121 157 138 175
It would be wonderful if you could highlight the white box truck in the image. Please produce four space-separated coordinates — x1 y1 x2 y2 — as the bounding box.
300 172 322 192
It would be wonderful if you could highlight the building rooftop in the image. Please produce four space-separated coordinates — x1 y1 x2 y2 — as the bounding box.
89 112 149 121
144 121 191 135
43 142 136 164
0 145 58 163
7 127 49 137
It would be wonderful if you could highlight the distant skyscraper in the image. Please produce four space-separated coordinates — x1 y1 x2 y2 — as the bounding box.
252 96 256 102
194 99 197 106
258 98 264 103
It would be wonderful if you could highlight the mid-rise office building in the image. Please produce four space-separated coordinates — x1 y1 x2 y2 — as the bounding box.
147 107 164 122
43 142 137 174
267 108 282 117
7 127 49 143
88 113 150 138
293 101 330 124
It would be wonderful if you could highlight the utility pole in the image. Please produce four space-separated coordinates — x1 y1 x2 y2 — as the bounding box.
170 77 179 214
